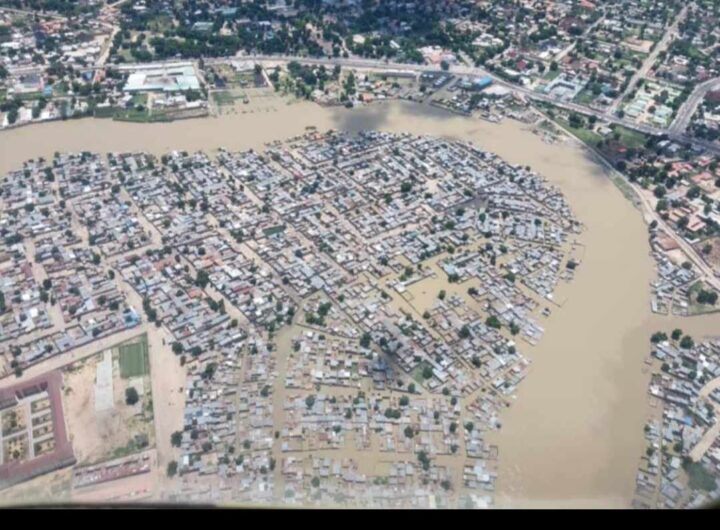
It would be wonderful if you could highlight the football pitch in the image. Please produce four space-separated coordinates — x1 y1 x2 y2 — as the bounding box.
118 334 149 379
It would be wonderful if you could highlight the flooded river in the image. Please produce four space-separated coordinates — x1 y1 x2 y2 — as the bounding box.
2 98 718 507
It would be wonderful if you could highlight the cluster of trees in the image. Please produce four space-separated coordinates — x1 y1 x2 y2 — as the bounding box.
142 296 157 323
654 329 698 350
4 0 97 17
1 97 23 125
651 331 668 344
109 0 513 67
149 33 243 60
305 301 332 326
359 332 372 349
695 288 718 306
195 269 210 288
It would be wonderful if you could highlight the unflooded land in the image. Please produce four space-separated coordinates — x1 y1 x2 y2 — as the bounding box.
62 333 154 466
2 98 719 508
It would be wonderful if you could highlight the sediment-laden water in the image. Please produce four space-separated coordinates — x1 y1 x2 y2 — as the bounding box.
2 99 718 507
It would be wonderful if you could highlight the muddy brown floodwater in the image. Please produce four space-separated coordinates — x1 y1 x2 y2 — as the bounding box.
2 98 719 508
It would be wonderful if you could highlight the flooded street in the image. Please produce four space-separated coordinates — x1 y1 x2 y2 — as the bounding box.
2 98 719 507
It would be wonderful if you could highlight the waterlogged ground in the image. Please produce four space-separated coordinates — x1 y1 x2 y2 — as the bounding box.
2 98 719 507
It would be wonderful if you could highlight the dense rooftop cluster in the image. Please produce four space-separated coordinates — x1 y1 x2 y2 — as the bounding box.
634 334 720 508
1 131 582 506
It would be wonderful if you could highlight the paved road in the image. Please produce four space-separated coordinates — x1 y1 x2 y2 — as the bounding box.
0 6 66 20
228 52 720 154
669 76 720 134
607 4 690 116
95 27 119 69
632 181 720 292
557 116 720 293
554 14 607 63
10 45 720 154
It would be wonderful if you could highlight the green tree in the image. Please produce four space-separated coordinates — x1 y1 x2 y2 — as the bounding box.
305 394 316 409
650 331 668 344
359 332 372 348
125 386 139 406
485 315 501 329
459 325 471 339
680 335 694 350
171 431 183 447
196 269 210 288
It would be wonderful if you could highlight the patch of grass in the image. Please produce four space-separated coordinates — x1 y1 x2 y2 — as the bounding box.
117 48 134 63
560 119 603 147
233 71 256 86
111 436 146 460
118 335 149 379
17 92 45 101
93 106 116 119
113 106 151 122
612 125 646 149
609 173 641 206
542 69 561 82
263 224 286 237
147 15 173 33
130 93 148 106
573 89 597 105
684 460 717 492
687 281 720 316
212 90 246 106
411 361 433 385
112 108 170 123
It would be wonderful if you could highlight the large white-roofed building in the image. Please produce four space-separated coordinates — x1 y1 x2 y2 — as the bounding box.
123 66 200 93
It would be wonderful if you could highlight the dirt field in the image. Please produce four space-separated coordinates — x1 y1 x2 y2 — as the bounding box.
142 326 186 495
62 335 155 465
696 236 720 273
0 467 73 505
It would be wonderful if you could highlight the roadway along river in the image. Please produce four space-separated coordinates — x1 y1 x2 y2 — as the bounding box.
1 98 718 507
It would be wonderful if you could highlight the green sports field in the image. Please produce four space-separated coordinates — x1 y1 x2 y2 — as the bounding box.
118 334 149 379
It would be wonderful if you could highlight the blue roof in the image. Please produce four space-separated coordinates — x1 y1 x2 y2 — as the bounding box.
473 77 493 87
